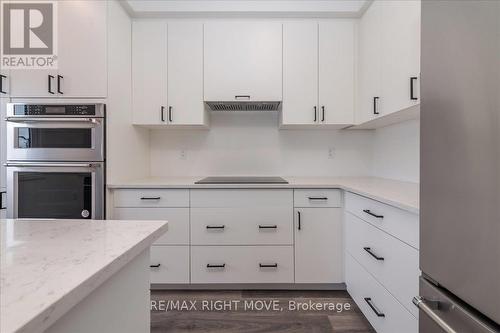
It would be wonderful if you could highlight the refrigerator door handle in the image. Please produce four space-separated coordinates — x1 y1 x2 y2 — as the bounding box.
413 296 458 333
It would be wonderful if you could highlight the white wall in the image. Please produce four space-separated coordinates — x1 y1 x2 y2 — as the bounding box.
372 119 420 182
150 112 374 177
106 0 150 184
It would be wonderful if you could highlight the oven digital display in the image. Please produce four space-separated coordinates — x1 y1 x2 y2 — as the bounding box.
45 106 66 115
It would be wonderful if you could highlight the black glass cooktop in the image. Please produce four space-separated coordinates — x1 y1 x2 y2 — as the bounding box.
195 177 288 184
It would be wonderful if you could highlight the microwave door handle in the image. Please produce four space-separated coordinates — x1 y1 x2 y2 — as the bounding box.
4 162 96 168
5 117 100 123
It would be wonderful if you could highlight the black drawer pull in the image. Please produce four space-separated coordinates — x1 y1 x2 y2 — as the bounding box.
363 209 384 219
57 75 63 94
297 211 302 230
314 106 317 122
410 77 418 100
259 263 278 268
363 247 385 261
207 264 225 268
364 298 385 317
206 225 225 229
161 106 165 122
308 196 328 200
140 197 161 200
373 96 379 115
168 106 173 122
258 225 277 229
48 75 55 94
0 191 6 210
150 264 161 268
0 74 6 94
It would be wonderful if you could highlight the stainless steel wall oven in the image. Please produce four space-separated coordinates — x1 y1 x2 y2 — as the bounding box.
5 104 105 219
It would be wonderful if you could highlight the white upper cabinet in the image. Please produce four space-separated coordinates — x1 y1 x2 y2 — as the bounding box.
282 22 318 125
357 1 382 124
9 1 107 98
167 22 206 125
132 21 206 127
204 22 282 102
381 0 421 114
56 0 107 98
132 21 168 125
282 21 355 127
357 0 421 125
319 21 355 125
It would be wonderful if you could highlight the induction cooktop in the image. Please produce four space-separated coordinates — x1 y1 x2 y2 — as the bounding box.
195 177 288 184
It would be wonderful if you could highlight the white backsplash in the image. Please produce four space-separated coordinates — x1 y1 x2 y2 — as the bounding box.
150 112 375 177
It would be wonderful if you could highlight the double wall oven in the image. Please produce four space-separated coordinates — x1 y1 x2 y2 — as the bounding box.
5 103 105 219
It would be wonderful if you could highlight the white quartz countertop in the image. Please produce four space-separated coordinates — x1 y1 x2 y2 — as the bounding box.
108 176 419 213
0 219 168 333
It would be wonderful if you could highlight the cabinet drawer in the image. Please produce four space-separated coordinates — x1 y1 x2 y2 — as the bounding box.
191 189 293 208
345 192 419 249
191 207 292 245
293 189 342 208
346 254 418 333
345 212 419 316
191 246 294 284
150 246 190 284
113 208 189 245
114 189 189 208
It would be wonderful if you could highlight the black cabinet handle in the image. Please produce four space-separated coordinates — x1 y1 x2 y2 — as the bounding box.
206 225 225 229
57 75 63 94
297 211 302 230
0 74 6 94
410 77 418 100
321 106 325 122
259 263 278 268
207 263 225 268
313 106 317 122
308 196 328 201
48 75 55 94
373 97 379 115
364 298 385 317
150 263 161 268
0 191 6 210
363 209 384 219
168 106 172 122
258 225 277 229
363 247 385 261
140 196 161 200
161 106 165 122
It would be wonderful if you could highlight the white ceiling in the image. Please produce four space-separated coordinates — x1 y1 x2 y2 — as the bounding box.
122 0 372 18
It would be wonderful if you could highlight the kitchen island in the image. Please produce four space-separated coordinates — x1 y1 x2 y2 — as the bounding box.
0 219 168 333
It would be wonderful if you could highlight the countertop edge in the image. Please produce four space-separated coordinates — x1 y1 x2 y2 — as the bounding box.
15 222 168 333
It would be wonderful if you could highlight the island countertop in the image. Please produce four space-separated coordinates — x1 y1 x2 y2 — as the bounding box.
0 219 168 333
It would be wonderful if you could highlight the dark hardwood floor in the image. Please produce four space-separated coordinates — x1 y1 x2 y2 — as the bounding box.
151 290 375 333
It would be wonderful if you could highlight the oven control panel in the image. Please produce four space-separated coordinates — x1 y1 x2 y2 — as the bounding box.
13 104 97 116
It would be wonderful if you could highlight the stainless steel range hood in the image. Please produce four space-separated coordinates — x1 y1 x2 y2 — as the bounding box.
205 101 281 111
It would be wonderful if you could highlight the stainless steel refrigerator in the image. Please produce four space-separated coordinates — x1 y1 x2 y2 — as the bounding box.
417 1 500 332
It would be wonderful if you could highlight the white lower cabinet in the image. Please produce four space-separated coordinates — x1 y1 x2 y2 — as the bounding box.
294 208 343 283
191 246 294 284
346 253 418 333
150 246 190 284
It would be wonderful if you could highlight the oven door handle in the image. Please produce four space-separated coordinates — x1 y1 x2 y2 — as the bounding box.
5 117 101 124
4 162 99 168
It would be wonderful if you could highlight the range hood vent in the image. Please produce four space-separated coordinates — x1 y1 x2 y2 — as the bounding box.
206 101 281 111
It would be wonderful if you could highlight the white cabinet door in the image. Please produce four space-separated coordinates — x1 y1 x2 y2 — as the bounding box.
357 1 382 123
132 21 167 125
319 21 355 125
167 22 205 125
9 70 56 98
294 208 343 283
204 22 282 101
381 0 421 115
57 0 107 98
282 22 318 125
0 98 7 190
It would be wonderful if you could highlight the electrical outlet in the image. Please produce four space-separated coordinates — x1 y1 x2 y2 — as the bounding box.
179 150 187 160
328 147 335 159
